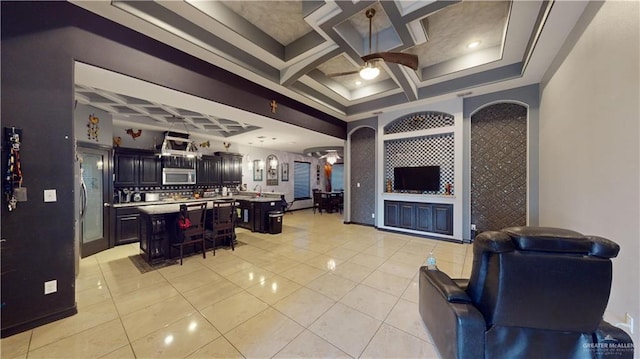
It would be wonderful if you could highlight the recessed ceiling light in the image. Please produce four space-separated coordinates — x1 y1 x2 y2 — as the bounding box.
467 41 480 49
355 80 362 86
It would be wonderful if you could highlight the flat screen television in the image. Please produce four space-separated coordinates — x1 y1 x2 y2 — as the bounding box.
393 166 440 192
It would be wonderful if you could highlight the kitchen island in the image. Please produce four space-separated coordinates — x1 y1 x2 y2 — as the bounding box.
137 193 285 264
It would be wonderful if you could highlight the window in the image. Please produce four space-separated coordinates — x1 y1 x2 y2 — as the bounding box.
331 163 344 191
294 161 311 200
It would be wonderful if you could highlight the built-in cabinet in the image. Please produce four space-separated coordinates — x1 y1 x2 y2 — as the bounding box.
114 148 243 188
113 149 161 187
196 155 222 185
217 152 243 185
113 207 141 246
384 200 453 235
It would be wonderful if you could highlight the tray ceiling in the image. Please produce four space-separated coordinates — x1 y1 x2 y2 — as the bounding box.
71 0 589 152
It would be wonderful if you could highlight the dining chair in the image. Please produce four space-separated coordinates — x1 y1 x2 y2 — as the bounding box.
172 202 207 265
206 201 236 255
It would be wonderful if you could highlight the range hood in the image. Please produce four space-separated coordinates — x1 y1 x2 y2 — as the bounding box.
157 131 202 159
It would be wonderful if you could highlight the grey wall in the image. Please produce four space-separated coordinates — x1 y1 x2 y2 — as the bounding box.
349 127 376 225
538 1 639 343
463 84 539 240
470 103 527 232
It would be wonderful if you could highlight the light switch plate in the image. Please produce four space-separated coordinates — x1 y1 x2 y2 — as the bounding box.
44 189 57 202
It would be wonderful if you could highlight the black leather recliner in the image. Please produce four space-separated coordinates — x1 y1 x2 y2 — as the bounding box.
419 226 634 359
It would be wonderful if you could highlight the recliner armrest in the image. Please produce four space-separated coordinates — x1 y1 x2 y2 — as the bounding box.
421 266 471 303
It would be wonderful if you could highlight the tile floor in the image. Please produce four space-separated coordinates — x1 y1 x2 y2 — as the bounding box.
1 209 473 359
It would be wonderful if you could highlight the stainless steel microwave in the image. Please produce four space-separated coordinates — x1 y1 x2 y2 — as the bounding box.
162 168 196 185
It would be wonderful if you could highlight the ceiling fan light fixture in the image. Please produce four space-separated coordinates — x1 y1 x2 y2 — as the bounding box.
359 63 380 80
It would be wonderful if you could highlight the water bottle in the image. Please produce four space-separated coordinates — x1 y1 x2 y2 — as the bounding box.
426 251 436 268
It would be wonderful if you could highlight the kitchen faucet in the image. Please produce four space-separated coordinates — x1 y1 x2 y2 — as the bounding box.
253 184 262 197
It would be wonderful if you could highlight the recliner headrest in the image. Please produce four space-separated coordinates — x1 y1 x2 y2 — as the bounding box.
501 226 619 258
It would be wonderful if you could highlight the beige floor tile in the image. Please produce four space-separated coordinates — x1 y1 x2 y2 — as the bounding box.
157 259 207 280
181 277 244 310
30 299 119 350
260 255 301 274
112 281 179 316
121 294 196 341
377 259 421 279
16 209 469 358
435 259 463 278
104 270 168 296
348 253 388 269
401 274 420 303
225 307 304 358
186 336 243 358
362 270 411 297
305 272 358 301
280 263 326 285
130 313 220 359
75 269 107 293
246 275 302 305
0 330 32 359
309 302 381 358
224 265 276 289
332 261 375 283
165 266 222 292
273 287 335 327
200 291 268 333
384 298 432 343
75 284 112 309
28 319 128 358
273 330 351 359
360 323 439 359
339 284 399 321
361 245 400 259
207 257 255 276
322 246 359 261
305 254 344 271
99 344 136 358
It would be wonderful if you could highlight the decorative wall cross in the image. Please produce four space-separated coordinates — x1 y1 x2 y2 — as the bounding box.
270 100 277 113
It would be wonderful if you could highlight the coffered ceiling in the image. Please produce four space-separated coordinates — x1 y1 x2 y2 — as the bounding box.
71 0 589 152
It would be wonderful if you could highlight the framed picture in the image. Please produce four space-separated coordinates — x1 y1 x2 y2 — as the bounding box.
253 160 263 181
266 154 278 186
281 163 289 181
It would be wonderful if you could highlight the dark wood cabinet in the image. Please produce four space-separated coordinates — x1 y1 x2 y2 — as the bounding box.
114 207 140 245
432 204 453 235
384 200 453 235
384 201 400 227
196 155 222 185
114 151 138 187
415 203 434 232
114 149 161 187
217 152 243 185
139 154 162 186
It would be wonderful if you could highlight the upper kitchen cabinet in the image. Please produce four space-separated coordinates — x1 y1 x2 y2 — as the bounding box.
216 152 243 185
196 155 222 185
114 148 161 187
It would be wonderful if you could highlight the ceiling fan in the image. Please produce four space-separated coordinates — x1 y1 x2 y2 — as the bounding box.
328 8 419 80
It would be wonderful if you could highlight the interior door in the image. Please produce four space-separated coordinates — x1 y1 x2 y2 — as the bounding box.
79 146 110 257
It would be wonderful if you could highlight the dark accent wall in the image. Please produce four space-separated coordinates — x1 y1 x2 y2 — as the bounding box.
0 1 345 337
349 127 376 225
470 103 527 232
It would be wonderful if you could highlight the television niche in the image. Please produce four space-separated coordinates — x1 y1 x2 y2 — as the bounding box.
393 166 440 193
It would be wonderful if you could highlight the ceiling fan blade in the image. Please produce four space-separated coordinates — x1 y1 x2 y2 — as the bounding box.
326 70 360 77
362 52 419 71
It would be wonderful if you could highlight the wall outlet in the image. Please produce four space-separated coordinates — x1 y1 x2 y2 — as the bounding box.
626 313 634 334
371 213 375 219
470 224 477 231
44 280 57 295
43 189 57 203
